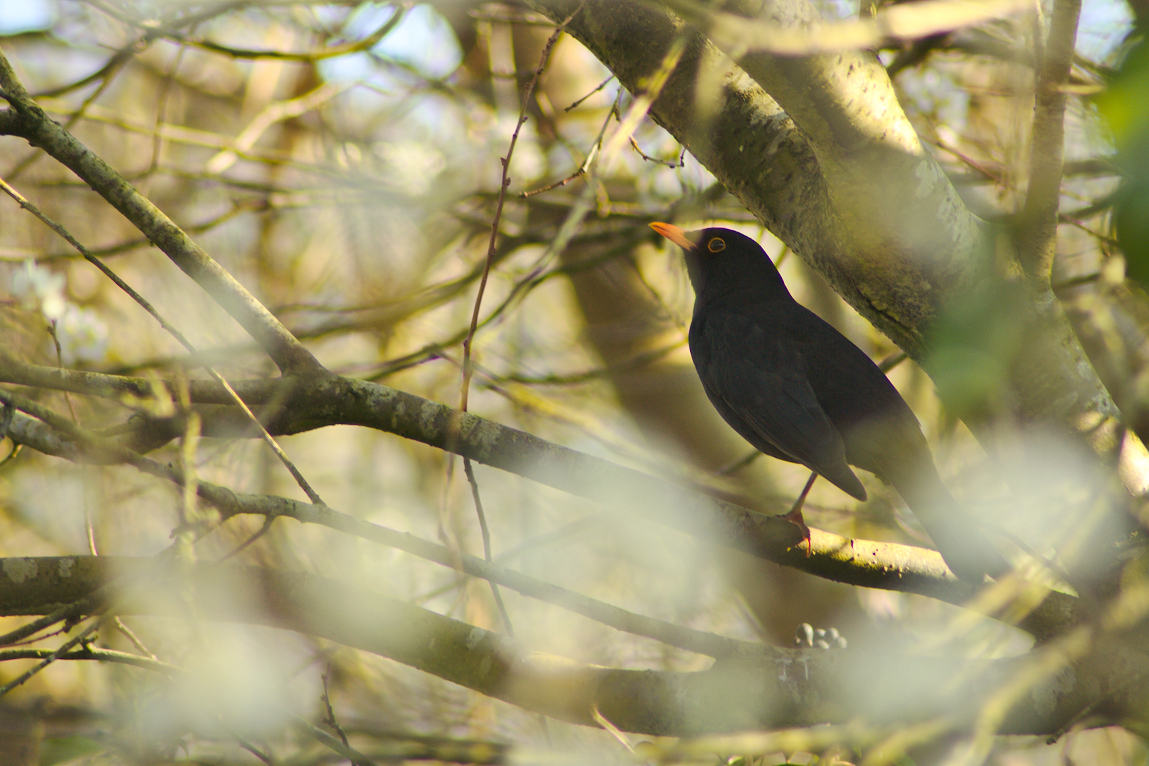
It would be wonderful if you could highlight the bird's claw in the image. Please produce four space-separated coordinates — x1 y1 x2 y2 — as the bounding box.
783 506 812 557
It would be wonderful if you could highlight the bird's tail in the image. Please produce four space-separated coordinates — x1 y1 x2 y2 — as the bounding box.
892 457 1011 583
852 419 1010 583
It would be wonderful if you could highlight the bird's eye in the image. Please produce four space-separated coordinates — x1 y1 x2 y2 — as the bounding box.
708 237 726 253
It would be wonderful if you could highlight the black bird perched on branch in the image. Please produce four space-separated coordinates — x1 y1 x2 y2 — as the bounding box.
651 222 1009 582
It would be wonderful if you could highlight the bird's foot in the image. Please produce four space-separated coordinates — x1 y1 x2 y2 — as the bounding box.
783 505 812 557
784 472 817 557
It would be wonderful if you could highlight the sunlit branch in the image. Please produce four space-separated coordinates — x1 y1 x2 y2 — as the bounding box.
0 647 179 673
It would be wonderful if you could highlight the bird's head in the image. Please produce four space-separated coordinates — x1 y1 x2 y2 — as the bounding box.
649 222 790 302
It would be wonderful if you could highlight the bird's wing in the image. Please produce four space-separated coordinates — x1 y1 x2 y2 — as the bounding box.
692 311 866 499
703 351 847 473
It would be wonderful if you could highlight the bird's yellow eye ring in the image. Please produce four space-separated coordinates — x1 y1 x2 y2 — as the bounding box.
708 237 726 253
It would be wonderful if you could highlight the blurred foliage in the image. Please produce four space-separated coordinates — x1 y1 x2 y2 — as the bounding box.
0 0 1145 764
926 276 1029 423
1098 32 1149 285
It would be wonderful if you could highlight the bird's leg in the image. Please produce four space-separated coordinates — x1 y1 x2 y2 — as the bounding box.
784 472 818 556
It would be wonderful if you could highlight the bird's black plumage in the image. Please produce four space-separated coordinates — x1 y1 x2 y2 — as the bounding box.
652 222 1008 582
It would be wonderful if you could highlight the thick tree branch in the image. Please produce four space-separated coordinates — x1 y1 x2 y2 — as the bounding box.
0 557 1144 736
526 0 976 352
687 0 989 326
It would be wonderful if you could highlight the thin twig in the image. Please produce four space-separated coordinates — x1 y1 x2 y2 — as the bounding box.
143 34 190 191
320 667 374 766
0 647 177 672
464 458 515 637
519 150 592 198
592 706 635 751
520 91 618 200
297 714 379 766
599 37 687 168
565 75 615 111
628 137 685 168
0 620 102 697
460 2 585 414
220 514 276 561
111 619 157 661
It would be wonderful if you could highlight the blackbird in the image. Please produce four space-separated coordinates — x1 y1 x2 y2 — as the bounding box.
651 222 1008 582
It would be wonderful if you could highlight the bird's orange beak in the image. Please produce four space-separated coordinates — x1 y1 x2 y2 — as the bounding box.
650 222 698 251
